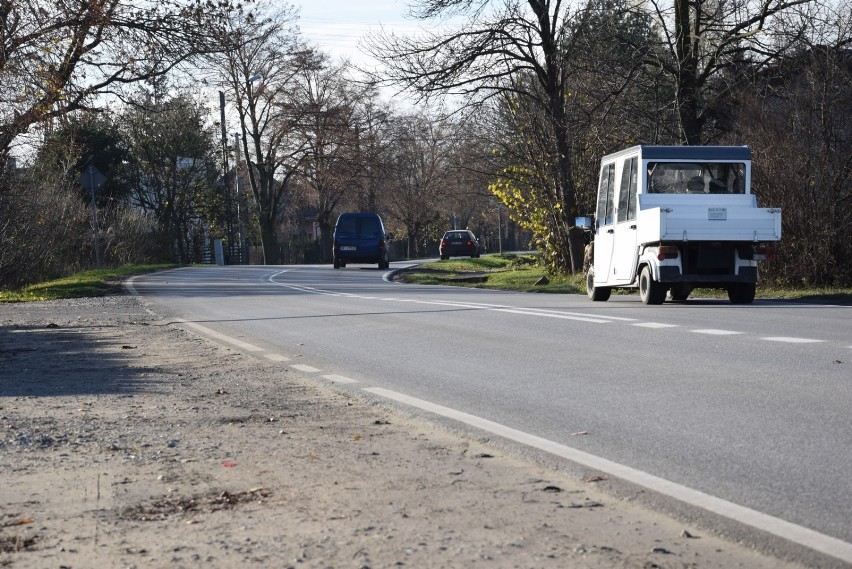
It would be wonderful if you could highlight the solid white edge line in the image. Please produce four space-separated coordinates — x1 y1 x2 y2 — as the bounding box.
264 354 291 362
176 319 264 352
124 276 139 296
322 374 359 384
363 386 852 565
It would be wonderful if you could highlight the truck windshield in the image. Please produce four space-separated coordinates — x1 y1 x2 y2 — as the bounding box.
647 162 745 195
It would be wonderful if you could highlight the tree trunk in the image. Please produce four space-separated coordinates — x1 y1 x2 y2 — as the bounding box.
260 216 278 264
319 216 334 262
674 0 703 145
551 88 584 273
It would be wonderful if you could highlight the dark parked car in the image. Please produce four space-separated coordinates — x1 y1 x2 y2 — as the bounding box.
333 213 391 269
439 230 480 260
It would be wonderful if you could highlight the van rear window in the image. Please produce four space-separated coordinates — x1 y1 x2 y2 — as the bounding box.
336 216 380 236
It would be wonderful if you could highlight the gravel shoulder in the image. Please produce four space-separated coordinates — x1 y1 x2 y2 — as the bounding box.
1 294 803 568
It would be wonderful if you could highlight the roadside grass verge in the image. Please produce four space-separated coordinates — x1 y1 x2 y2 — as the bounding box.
395 254 852 303
395 254 586 294
0 264 177 302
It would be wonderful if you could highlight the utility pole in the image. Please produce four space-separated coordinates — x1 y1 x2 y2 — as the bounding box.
497 203 503 254
234 132 248 264
78 164 105 269
219 91 234 264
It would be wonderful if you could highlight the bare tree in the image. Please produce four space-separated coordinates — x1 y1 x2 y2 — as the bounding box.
734 3 852 286
365 0 591 272
290 55 372 261
0 0 243 159
385 113 454 258
644 0 811 144
351 91 395 215
217 3 307 264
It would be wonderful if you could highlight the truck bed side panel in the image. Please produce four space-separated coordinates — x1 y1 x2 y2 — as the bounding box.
636 195 781 244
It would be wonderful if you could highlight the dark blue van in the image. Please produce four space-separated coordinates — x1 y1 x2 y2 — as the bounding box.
332 213 391 269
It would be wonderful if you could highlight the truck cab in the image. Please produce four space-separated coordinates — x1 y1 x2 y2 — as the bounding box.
582 146 781 304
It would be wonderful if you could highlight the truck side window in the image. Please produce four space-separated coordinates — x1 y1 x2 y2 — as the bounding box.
617 157 638 222
596 163 615 227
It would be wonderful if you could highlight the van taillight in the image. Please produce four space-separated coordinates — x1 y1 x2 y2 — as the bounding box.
379 240 385 250
657 246 679 261
754 246 776 261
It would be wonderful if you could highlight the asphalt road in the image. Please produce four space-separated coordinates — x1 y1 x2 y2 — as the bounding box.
128 262 852 566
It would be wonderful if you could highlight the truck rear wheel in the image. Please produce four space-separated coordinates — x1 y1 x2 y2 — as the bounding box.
586 269 611 301
728 282 755 304
669 284 692 302
639 266 666 305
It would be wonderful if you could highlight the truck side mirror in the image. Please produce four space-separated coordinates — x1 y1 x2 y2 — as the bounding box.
575 216 593 231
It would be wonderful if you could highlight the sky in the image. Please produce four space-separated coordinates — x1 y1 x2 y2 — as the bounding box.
296 0 422 68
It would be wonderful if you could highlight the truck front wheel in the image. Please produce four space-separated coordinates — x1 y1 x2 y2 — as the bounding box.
639 266 666 305
728 282 756 304
586 269 611 301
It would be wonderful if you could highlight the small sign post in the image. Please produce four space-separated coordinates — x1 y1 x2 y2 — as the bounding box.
78 165 106 268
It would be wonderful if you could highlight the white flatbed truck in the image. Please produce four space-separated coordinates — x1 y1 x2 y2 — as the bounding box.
580 146 781 304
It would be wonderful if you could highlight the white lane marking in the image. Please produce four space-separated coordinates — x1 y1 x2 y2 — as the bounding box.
267 273 629 324
364 386 852 565
290 364 321 373
177 319 264 352
124 276 139 296
521 308 637 321
265 271 845 344
264 354 291 363
322 374 359 384
762 337 825 344
496 308 611 324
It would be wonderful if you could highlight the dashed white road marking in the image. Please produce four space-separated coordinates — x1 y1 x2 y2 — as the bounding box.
322 374 359 384
762 337 825 344
496 308 612 323
176 319 264 352
290 364 321 373
265 272 638 325
266 272 850 346
264 354 291 363
364 386 852 565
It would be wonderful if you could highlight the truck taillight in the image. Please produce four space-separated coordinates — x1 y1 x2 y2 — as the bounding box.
657 246 679 261
754 246 776 261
